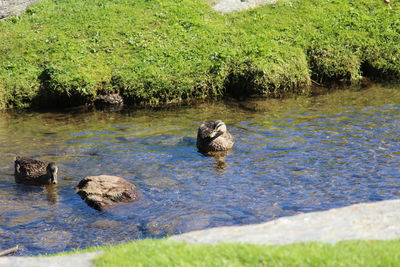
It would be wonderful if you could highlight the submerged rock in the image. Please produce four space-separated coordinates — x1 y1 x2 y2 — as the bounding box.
75 175 140 211
33 230 72 251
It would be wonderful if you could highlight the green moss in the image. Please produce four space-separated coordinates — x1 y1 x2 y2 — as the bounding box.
54 238 400 266
0 0 399 108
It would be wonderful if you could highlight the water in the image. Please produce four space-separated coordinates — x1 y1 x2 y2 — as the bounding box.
0 84 399 255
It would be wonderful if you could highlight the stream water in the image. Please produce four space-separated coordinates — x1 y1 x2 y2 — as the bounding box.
0 83 399 255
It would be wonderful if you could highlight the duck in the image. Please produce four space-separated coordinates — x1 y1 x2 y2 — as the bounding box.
196 120 234 153
14 156 58 185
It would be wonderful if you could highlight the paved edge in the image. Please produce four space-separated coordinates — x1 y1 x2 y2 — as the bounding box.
0 251 102 267
170 199 400 245
2 200 400 265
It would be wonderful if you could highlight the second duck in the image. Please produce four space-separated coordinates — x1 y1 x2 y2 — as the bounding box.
196 120 234 153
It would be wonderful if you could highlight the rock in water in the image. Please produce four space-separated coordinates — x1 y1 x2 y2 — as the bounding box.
94 93 124 112
75 175 140 211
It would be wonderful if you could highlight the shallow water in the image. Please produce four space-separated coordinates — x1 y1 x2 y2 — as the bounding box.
1 84 400 255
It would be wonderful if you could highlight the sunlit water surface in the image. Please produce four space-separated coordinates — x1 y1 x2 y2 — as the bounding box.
0 84 400 255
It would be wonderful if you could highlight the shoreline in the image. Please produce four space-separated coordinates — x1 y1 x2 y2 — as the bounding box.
1 199 400 265
171 199 400 245
0 0 399 109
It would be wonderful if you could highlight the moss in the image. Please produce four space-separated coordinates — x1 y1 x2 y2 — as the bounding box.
0 0 399 109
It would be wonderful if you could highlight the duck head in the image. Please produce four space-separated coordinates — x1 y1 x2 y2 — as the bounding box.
46 163 58 184
209 120 227 138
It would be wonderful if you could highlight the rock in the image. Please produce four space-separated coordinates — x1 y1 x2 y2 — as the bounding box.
212 0 278 14
0 0 40 20
93 93 124 112
75 175 140 211
0 252 102 267
170 199 400 245
32 231 72 251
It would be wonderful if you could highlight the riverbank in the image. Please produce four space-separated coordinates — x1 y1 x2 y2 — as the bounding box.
2 199 400 266
0 0 399 109
171 199 400 245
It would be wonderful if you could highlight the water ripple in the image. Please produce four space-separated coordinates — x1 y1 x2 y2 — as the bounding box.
0 84 400 254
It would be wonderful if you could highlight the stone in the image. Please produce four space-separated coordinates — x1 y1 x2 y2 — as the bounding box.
170 199 400 245
0 252 102 267
212 0 278 14
93 93 124 112
0 0 40 19
32 231 72 251
75 175 140 211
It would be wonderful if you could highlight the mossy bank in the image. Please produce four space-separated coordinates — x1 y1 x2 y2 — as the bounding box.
51 239 400 266
0 0 399 109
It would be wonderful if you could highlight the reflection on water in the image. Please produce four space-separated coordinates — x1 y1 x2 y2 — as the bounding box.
0 84 400 255
45 185 59 205
203 150 232 171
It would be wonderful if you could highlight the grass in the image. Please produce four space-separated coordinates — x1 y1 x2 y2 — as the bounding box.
55 238 400 266
0 0 399 109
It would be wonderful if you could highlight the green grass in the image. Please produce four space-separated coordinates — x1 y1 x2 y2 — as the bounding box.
58 238 400 266
0 0 399 108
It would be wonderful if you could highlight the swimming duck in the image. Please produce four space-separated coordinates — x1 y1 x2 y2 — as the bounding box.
196 120 234 153
14 156 58 185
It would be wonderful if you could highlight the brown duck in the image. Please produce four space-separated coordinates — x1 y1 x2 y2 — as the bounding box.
196 120 234 153
14 156 58 185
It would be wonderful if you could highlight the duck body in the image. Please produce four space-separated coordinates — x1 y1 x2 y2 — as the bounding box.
14 156 58 185
196 120 234 153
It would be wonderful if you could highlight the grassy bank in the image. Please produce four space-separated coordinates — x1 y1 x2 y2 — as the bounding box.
59 238 400 266
0 0 399 109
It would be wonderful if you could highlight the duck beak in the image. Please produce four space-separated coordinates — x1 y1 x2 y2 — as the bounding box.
51 174 57 184
209 129 223 138
209 129 218 138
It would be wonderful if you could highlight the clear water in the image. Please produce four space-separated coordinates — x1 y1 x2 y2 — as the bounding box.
0 84 399 255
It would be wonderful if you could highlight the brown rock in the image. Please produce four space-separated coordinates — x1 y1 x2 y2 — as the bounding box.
75 175 140 211
94 93 124 112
